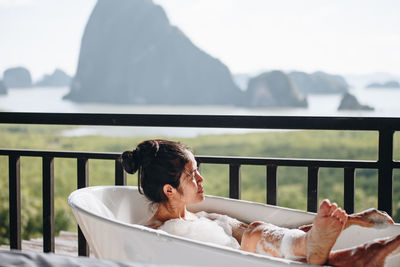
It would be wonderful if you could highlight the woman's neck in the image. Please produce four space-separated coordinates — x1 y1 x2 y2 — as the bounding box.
154 201 188 222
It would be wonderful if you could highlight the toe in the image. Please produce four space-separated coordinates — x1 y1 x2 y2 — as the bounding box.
329 203 338 215
319 199 332 216
338 209 348 224
332 208 341 218
332 208 347 223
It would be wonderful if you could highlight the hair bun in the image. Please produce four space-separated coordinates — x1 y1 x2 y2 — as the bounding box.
121 149 140 174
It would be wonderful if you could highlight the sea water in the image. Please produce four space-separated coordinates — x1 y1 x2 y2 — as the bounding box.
1 86 400 137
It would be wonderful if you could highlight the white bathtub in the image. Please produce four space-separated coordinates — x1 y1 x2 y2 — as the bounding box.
68 186 400 266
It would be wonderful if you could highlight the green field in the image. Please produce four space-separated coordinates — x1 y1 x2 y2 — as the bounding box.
1 124 399 244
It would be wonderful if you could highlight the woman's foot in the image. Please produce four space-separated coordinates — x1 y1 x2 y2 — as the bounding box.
346 208 394 229
306 199 347 264
328 233 400 267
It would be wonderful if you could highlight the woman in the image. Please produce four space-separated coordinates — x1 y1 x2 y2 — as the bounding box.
121 139 400 266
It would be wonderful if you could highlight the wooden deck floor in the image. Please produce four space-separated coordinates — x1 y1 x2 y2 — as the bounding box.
0 231 91 257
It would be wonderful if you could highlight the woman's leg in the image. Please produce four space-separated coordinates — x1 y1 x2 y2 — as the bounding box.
241 199 347 264
240 221 307 259
327 233 400 267
346 208 394 228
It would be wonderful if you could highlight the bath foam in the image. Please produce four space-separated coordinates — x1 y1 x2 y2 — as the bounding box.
159 214 240 249
363 208 392 229
255 223 306 261
196 211 240 237
254 223 284 258
280 228 306 260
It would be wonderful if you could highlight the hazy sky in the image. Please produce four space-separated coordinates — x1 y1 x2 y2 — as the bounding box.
1 0 399 81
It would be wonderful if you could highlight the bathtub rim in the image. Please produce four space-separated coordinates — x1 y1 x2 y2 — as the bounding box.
68 185 318 223
67 185 313 266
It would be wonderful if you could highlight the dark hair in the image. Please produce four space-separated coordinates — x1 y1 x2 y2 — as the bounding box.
121 139 193 203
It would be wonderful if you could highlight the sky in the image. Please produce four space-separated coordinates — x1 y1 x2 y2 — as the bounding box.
1 0 399 81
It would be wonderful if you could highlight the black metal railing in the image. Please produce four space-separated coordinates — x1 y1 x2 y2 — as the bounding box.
0 112 399 256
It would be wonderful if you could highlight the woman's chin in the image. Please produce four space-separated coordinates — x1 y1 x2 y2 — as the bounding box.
196 194 205 202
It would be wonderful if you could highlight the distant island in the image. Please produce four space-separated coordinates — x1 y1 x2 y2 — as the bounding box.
0 80 7 94
366 81 400 88
289 71 349 94
337 92 374 111
2 66 32 88
64 0 243 106
1 67 71 89
244 70 307 107
35 69 72 87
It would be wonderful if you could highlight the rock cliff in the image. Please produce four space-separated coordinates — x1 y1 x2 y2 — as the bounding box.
36 69 71 87
244 71 307 107
64 0 242 105
3 67 32 88
0 80 7 94
337 92 374 111
289 71 348 94
366 81 400 88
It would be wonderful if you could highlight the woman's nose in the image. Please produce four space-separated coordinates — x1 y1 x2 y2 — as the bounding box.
196 171 204 182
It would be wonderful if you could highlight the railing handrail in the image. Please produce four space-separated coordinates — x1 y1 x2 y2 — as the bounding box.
2 148 398 168
0 148 120 159
1 112 400 130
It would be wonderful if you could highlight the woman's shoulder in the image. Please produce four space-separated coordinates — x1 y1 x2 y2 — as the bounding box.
144 211 199 229
144 217 164 229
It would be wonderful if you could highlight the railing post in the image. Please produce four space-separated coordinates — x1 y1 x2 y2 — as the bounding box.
229 164 241 199
42 157 55 252
344 167 355 214
115 158 126 186
266 165 278 205
307 166 319 213
9 155 21 250
77 158 89 256
378 129 394 215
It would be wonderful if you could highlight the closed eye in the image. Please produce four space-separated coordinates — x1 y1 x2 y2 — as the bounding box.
186 168 200 179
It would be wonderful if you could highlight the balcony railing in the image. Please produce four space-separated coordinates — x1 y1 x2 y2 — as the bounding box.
0 112 399 257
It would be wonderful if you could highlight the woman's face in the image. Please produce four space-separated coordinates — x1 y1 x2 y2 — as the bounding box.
177 153 204 204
